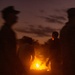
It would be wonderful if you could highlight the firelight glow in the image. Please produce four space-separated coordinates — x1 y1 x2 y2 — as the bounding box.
36 63 40 68
30 56 51 71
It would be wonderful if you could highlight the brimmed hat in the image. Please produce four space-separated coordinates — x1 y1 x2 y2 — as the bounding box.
1 6 20 15
67 8 75 17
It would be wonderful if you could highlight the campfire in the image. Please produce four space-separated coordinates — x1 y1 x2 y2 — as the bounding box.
30 56 51 71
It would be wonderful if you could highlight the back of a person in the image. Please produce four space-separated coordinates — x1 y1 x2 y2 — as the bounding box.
60 23 75 75
49 32 61 60
18 43 34 72
60 8 75 75
52 38 60 60
49 38 61 63
48 31 61 75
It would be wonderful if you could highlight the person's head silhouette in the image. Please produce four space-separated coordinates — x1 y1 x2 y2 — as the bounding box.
52 31 59 39
1 6 20 26
67 8 75 20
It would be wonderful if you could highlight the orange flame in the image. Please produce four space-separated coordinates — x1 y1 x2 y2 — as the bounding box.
30 56 51 71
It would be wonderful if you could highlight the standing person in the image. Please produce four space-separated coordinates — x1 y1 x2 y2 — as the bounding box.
47 31 61 75
60 8 75 75
0 6 24 75
18 36 35 73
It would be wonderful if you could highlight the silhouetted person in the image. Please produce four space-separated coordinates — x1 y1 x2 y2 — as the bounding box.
18 36 35 73
60 8 75 75
0 6 24 75
47 31 61 75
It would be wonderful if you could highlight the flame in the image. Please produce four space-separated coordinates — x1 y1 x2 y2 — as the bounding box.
30 56 51 71
36 63 40 68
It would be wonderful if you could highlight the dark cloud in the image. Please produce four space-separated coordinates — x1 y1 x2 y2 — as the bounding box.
15 25 55 37
49 15 66 20
38 8 67 24
40 16 64 24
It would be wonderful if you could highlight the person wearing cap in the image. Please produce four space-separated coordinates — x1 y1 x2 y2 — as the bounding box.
60 8 75 75
0 6 25 75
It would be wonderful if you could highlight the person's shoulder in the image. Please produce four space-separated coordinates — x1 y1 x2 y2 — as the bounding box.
60 24 68 36
61 22 72 31
47 39 53 44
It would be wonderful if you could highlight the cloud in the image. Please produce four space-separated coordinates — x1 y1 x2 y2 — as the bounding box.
54 9 67 13
15 25 55 37
40 16 64 24
38 8 67 24
49 15 66 20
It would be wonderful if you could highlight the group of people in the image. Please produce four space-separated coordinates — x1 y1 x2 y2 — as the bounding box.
0 6 75 75
47 8 75 75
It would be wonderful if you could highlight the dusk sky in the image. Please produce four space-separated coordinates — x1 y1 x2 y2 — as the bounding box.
0 0 75 44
